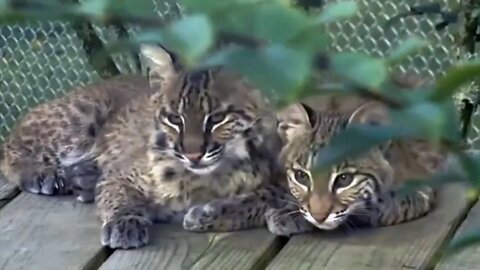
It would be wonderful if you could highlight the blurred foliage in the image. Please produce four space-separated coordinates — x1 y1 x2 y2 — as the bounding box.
1 0 480 257
386 0 480 137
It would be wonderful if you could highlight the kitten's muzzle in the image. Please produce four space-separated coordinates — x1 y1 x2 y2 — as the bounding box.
184 152 202 163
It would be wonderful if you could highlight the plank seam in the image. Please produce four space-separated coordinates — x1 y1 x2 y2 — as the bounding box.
82 247 115 270
0 188 20 210
187 233 218 269
423 196 479 270
251 236 290 270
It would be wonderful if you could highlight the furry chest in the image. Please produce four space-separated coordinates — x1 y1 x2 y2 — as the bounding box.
146 161 265 210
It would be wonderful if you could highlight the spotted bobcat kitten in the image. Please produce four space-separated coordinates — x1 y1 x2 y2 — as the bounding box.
95 44 284 249
267 100 448 235
1 73 157 202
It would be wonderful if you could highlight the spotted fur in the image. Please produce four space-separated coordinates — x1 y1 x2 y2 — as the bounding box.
269 97 449 235
1 74 156 202
94 44 284 249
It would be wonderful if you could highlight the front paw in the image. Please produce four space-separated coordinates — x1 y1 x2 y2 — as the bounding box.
183 200 238 232
265 208 314 236
183 203 219 232
101 215 152 249
63 159 101 203
19 167 70 196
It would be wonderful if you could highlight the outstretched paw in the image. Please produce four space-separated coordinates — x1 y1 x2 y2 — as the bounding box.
265 208 315 236
183 196 265 232
19 166 70 196
183 199 245 232
183 201 223 232
63 159 101 203
101 215 152 249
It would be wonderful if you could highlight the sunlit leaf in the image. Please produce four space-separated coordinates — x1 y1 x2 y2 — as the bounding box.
387 37 428 64
0 0 8 13
77 0 109 17
432 59 480 101
330 52 387 88
314 0 358 24
465 188 480 200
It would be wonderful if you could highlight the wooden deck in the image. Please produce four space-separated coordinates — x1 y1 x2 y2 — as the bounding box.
0 176 479 270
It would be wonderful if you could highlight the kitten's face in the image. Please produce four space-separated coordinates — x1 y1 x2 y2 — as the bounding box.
278 102 393 230
141 44 271 175
282 141 391 230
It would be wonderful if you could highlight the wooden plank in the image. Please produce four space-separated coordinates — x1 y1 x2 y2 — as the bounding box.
98 225 213 270
434 201 480 270
266 183 470 270
0 174 19 208
100 226 283 270
189 229 284 270
0 193 105 270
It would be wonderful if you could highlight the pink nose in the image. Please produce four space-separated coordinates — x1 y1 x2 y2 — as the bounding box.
185 152 202 162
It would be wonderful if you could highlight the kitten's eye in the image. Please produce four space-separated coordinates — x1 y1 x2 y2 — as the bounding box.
333 173 354 190
209 113 226 124
293 169 310 187
167 114 183 126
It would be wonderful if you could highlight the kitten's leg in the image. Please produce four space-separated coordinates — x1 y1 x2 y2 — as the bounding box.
265 207 316 236
96 178 152 249
368 186 435 226
183 184 291 232
2 142 71 196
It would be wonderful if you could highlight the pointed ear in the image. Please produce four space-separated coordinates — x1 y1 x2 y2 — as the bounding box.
139 43 177 90
348 101 390 126
276 103 316 144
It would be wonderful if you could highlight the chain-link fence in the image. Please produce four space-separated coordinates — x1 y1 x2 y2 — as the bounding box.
0 22 100 144
322 0 480 147
0 0 477 146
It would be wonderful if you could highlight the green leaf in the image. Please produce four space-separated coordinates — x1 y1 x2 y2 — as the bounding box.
201 45 311 102
289 27 329 53
330 52 387 88
431 60 480 101
454 150 480 185
387 37 428 64
133 14 213 67
77 0 109 18
180 0 259 13
390 101 462 143
166 14 213 66
312 124 412 173
107 0 157 17
314 0 358 24
213 2 310 43
0 0 8 12
444 228 480 257
397 167 467 197
251 3 310 42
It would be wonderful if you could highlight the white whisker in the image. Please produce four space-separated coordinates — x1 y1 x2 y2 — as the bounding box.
281 210 301 217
